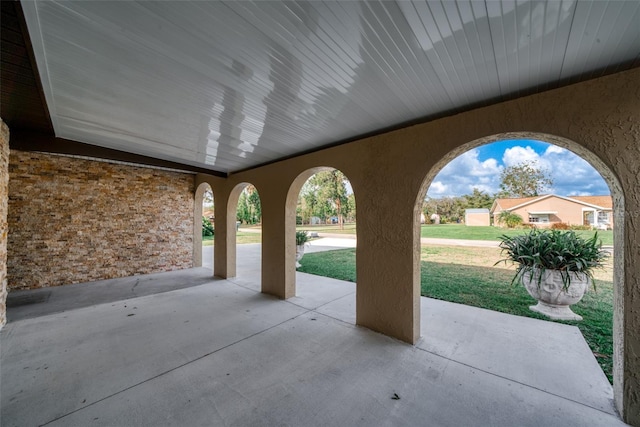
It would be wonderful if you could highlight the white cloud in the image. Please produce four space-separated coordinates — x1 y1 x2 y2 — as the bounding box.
429 181 448 196
544 145 565 155
427 143 609 198
542 148 609 196
502 145 539 166
427 149 502 198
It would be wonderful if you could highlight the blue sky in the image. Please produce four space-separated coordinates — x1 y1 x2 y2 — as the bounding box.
427 140 610 198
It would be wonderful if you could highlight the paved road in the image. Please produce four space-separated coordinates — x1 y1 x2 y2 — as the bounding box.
242 229 500 248
239 230 612 250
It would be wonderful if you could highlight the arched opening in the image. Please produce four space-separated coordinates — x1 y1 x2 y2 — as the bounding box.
228 183 262 290
285 167 357 321
194 182 214 269
415 132 624 411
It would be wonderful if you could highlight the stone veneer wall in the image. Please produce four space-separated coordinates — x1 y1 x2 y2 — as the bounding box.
0 120 9 327
8 150 195 289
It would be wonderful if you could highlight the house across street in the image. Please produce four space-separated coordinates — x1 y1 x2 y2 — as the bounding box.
490 195 613 229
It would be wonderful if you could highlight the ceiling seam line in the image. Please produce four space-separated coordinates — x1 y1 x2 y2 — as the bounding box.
558 0 580 82
483 0 504 97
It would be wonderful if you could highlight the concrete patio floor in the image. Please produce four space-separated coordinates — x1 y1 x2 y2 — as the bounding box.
1 243 625 426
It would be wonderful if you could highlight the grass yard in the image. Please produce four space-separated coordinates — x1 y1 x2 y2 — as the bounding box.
202 232 262 246
292 223 614 245
296 223 357 234
298 246 614 383
234 223 614 245
421 224 614 245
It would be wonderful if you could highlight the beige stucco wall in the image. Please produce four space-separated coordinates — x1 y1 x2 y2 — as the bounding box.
465 212 490 226
0 119 8 328
512 197 590 227
7 151 195 289
198 67 640 424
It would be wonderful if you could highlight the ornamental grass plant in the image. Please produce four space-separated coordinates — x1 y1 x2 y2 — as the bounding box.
296 230 310 246
496 229 608 291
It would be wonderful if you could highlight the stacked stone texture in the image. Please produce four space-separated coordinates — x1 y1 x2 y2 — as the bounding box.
0 120 8 326
8 151 194 289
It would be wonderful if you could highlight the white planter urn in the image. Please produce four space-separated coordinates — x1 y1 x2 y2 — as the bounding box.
521 268 589 321
295 245 305 268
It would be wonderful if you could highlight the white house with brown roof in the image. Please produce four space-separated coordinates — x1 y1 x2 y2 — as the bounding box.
490 195 613 229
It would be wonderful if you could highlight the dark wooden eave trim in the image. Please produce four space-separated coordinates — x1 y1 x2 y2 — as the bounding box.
9 131 227 177
0 0 55 135
15 0 54 134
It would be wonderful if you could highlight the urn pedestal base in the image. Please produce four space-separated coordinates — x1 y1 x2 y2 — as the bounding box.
522 268 589 322
295 245 305 269
529 301 583 321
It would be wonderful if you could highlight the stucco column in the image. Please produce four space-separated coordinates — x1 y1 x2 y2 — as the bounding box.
621 189 640 425
261 191 293 299
0 118 9 329
212 186 235 279
355 178 420 344
193 184 206 268
195 174 235 279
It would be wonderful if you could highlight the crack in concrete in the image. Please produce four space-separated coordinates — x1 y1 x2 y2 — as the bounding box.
130 279 140 296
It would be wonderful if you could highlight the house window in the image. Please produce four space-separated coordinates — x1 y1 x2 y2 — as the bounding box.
529 214 549 223
598 211 610 223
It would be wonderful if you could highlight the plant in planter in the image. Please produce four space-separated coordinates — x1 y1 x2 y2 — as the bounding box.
295 230 310 268
496 229 608 321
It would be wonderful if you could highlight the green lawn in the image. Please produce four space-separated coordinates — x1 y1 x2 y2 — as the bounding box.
421 224 613 245
298 247 614 383
296 223 357 234
231 223 614 245
202 232 262 246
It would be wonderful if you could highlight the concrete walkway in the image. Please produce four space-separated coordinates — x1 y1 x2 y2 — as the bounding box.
1 244 624 426
245 228 502 248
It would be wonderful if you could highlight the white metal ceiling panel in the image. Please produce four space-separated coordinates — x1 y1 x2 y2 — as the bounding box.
20 0 640 174
562 0 640 81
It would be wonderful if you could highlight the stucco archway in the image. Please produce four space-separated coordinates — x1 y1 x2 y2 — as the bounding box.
415 131 625 407
285 167 357 298
193 182 213 268
227 182 262 286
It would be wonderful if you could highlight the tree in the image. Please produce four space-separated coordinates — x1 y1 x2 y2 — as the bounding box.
422 189 493 224
345 193 356 222
247 186 261 224
325 170 348 229
423 196 465 223
306 170 349 228
463 188 493 209
300 181 319 224
236 191 250 224
499 161 553 198
236 186 261 224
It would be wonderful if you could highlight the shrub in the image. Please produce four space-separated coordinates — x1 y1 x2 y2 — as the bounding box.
202 216 214 237
517 223 536 229
551 222 570 230
571 225 592 231
498 211 523 228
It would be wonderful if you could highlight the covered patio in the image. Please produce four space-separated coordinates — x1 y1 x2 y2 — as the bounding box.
2 244 623 426
1 1 639 425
